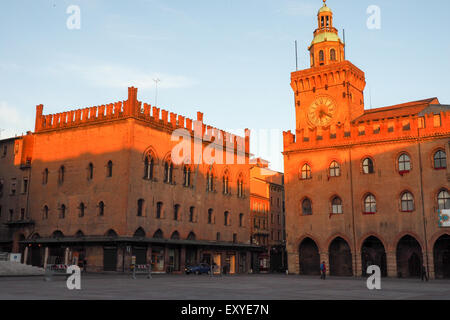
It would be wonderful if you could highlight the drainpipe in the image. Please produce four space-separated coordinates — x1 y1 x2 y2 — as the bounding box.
417 126 430 279
348 147 358 277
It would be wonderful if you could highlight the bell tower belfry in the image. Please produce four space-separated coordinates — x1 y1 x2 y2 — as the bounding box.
292 0 366 132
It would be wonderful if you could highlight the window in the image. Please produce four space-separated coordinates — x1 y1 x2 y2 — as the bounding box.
79 202 85 217
330 49 336 61
43 205 49 220
208 208 213 224
224 211 230 226
302 198 312 215
43 169 49 185
59 204 66 219
9 209 13 221
239 213 244 227
22 177 29 194
233 233 237 243
144 155 154 180
223 172 229 195
331 197 343 214
189 206 195 222
434 150 447 169
398 154 411 173
364 194 376 214
401 192 414 212
362 158 374 174
164 162 173 183
206 168 214 192
58 166 65 184
216 232 221 241
438 190 450 210
173 204 180 220
137 199 144 217
319 50 324 62
301 164 312 180
237 175 244 198
183 166 191 187
20 208 25 220
98 201 104 216
329 161 341 177
107 161 113 177
2 145 6 157
10 178 17 195
87 163 94 180
156 202 163 219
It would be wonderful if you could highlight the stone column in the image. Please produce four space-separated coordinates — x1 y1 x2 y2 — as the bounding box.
43 247 49 269
23 246 28 265
386 251 397 278
319 251 330 276
287 251 299 274
425 251 434 280
354 251 362 277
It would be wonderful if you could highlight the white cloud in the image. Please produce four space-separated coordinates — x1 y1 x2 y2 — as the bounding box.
0 101 33 139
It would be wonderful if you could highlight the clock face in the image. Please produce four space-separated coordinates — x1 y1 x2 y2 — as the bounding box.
307 96 337 127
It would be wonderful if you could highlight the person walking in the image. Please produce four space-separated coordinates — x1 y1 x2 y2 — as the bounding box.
421 264 428 282
320 261 326 280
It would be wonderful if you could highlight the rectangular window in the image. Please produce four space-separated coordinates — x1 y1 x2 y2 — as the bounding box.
22 177 29 194
10 179 17 195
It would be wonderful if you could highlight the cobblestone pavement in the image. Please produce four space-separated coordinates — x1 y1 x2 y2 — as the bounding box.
0 273 449 300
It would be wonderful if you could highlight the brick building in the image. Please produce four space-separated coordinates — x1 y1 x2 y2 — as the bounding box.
1 87 263 273
249 159 286 272
283 1 450 279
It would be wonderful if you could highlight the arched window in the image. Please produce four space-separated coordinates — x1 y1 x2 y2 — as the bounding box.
59 204 66 219
206 167 214 192
75 230 84 238
364 194 377 214
237 174 244 198
183 166 191 187
208 208 213 224
330 49 336 61
173 204 180 221
137 199 144 217
153 229 163 239
398 154 411 173
362 158 374 174
144 155 154 180
106 229 118 238
302 198 312 216
401 192 414 212
438 189 450 210
98 201 105 216
301 164 312 180
156 202 163 219
164 161 173 183
331 197 343 214
43 168 49 185
319 50 324 62
58 166 65 184
171 231 180 240
224 211 230 226
189 206 195 222
87 163 94 180
107 161 113 177
78 202 85 217
223 172 229 195
43 205 49 220
329 161 341 177
134 227 146 238
434 150 447 169
239 213 244 227
187 232 196 241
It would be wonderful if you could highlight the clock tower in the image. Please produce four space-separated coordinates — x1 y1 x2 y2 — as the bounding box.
292 0 366 131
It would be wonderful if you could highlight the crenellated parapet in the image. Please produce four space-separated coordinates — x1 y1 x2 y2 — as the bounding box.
34 87 250 155
284 108 450 152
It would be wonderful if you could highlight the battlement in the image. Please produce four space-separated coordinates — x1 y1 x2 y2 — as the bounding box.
34 87 250 154
284 109 450 151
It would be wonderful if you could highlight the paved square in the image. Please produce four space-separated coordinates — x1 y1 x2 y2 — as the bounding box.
0 274 449 300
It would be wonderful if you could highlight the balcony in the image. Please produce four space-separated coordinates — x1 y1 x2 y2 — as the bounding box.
4 219 35 227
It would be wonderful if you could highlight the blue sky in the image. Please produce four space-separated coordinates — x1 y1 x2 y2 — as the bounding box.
1 0 449 172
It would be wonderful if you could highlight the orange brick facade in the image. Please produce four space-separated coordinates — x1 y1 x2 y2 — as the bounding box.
0 87 263 273
283 2 450 279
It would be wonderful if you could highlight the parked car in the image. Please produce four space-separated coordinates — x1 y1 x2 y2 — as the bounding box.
185 263 211 275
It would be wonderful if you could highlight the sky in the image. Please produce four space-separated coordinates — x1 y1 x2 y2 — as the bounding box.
1 0 449 172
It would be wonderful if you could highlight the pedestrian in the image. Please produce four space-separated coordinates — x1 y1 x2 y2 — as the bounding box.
320 261 326 280
421 264 428 282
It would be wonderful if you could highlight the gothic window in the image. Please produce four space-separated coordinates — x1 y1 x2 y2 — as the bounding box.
58 166 65 184
144 155 154 180
183 166 191 187
59 204 66 219
106 161 113 177
400 192 414 212
364 194 377 214
156 202 163 219
329 161 341 177
438 189 450 210
137 199 144 217
302 198 312 216
434 150 447 169
331 197 343 214
237 174 244 198
87 163 94 180
98 201 105 216
78 202 85 217
43 205 49 220
189 206 195 222
206 168 214 192
164 161 173 183
301 164 312 180
208 208 213 224
173 204 180 221
362 158 374 174
43 168 49 185
398 154 411 173
223 171 229 195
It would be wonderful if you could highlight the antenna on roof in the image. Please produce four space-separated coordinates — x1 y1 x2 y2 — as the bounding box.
295 40 298 71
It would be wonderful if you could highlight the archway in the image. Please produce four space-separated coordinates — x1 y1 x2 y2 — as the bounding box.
361 236 387 277
298 238 320 275
433 234 450 279
329 237 353 276
396 235 422 278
